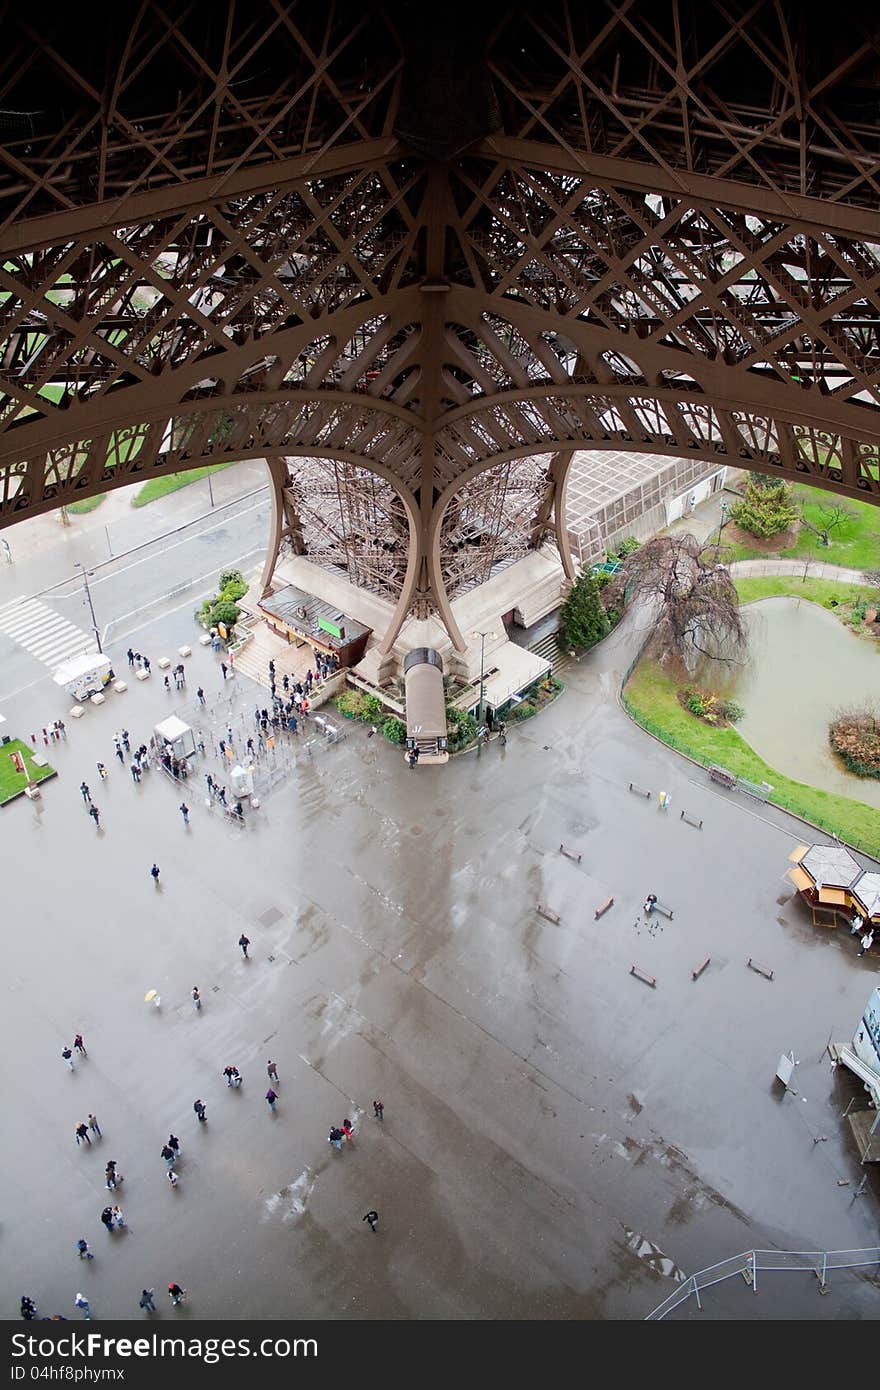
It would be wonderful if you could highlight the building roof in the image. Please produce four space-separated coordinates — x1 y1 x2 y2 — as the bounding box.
260 583 371 651
154 715 192 742
480 642 551 711
800 844 863 889
854 872 880 921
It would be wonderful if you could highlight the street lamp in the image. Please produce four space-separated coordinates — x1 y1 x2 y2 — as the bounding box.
714 499 730 550
471 629 497 756
207 470 215 508
74 562 102 653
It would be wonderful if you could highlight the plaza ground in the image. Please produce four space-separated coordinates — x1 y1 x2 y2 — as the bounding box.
1 589 878 1322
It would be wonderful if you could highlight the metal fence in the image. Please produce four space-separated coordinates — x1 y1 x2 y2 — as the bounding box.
645 1247 880 1319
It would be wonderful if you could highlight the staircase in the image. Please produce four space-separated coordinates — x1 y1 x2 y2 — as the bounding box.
528 631 569 674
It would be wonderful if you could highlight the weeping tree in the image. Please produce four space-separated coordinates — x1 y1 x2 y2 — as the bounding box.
607 533 746 669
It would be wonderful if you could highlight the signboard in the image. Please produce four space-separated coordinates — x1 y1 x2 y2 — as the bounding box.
317 616 342 640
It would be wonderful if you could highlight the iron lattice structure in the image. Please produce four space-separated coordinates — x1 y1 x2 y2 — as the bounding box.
0 1 879 651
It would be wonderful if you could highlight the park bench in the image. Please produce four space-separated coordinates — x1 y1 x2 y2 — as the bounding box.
594 896 614 919
708 764 736 789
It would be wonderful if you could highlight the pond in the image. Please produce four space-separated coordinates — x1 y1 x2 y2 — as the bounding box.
723 596 880 810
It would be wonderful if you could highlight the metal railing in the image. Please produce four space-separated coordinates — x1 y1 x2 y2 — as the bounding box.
645 1247 880 1319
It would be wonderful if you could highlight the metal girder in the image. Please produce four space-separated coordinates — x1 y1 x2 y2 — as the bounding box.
0 1 879 647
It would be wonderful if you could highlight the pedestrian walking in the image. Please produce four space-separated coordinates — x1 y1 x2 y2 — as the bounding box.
858 929 874 957
206 773 214 795
168 1133 181 1161
328 1127 344 1151
143 657 151 674
197 686 206 706
76 1239 94 1261
75 1122 91 1146
57 719 67 741
220 662 228 680
131 762 141 782
96 762 108 780
168 1283 186 1306
121 730 130 752
161 1145 175 1168
193 1099 207 1123
73 1293 91 1320
115 744 125 764
111 1205 127 1230
265 1088 277 1111
342 1118 354 1143
238 933 250 958
179 802 189 825
74 1033 86 1057
100 1207 115 1232
166 1169 178 1187
88 1113 101 1137
62 1047 74 1072
89 804 100 827
139 1289 156 1313
372 1099 384 1121
104 1161 119 1190
363 1210 379 1233
80 782 91 803
267 1059 279 1083
21 1296 38 1319
127 649 135 667
150 863 160 883
192 986 201 1010
218 738 226 757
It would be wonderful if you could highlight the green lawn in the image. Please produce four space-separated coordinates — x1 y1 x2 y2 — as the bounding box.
67 493 107 514
724 484 880 571
132 463 236 508
734 575 878 609
0 739 56 805
623 658 880 859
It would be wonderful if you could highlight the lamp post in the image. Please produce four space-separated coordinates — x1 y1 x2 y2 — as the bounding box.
75 562 102 653
713 500 730 551
471 629 496 756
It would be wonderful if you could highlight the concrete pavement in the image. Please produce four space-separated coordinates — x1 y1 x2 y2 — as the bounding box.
1 591 878 1322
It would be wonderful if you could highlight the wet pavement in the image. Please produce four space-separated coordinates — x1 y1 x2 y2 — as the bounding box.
2 599 879 1322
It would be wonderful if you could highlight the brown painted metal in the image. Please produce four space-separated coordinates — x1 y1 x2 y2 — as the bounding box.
0 2 878 645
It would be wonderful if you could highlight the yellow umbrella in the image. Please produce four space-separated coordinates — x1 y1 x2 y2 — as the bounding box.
144 989 158 1003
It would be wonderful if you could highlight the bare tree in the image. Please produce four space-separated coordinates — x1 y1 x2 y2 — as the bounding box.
799 498 855 547
608 533 747 669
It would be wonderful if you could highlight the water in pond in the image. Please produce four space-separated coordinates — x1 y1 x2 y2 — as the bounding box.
722 596 880 810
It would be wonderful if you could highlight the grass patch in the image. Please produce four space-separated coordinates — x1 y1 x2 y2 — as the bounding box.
724 483 880 571
623 658 880 859
132 463 236 508
734 576 878 609
66 493 107 514
0 739 56 805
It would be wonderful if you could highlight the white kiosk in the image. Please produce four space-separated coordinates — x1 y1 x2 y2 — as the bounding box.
153 715 197 761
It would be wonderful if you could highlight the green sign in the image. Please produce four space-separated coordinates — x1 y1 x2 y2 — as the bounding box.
317 616 342 639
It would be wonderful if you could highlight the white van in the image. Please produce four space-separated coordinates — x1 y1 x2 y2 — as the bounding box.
53 652 114 701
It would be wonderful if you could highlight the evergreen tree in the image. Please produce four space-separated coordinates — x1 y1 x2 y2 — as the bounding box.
559 568 610 650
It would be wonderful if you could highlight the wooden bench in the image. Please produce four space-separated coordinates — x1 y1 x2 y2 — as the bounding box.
646 900 674 920
594 896 614 919
559 843 582 864
691 957 711 981
708 764 736 789
536 902 561 925
747 957 774 981
630 964 656 988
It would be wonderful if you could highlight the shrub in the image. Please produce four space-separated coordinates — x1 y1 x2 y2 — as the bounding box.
829 707 880 779
728 478 799 538
559 567 610 650
512 701 536 720
617 536 641 557
446 707 477 751
382 716 406 745
683 686 744 726
197 568 247 629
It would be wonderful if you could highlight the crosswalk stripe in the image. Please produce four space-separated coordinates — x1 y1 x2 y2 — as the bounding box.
0 597 94 671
